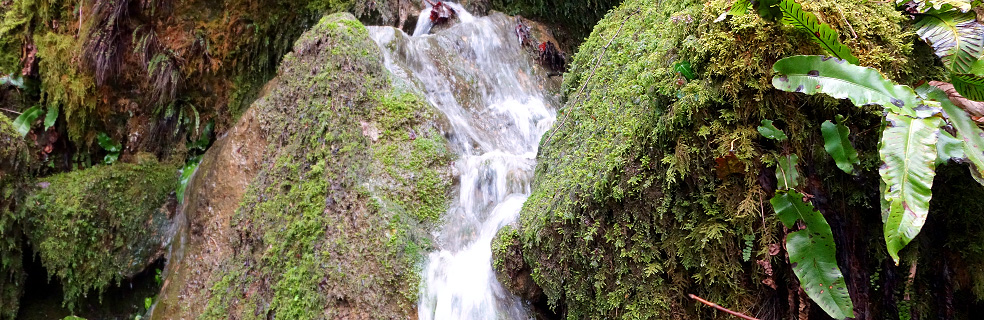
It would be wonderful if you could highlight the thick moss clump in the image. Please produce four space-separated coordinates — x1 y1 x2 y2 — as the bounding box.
193 13 453 319
0 116 30 320
21 158 178 310
496 0 981 318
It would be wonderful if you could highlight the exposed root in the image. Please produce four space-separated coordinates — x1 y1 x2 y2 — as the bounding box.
689 294 760 320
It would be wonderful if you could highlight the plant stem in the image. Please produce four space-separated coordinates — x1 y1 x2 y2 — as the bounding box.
688 294 760 320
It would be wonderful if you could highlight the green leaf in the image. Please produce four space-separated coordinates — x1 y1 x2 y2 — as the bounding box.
776 154 800 190
772 55 922 112
674 60 695 81
96 132 121 153
730 0 752 16
777 0 859 64
757 119 788 141
936 130 964 165
44 106 58 130
951 73 984 101
900 0 974 13
177 158 201 204
914 9 983 74
821 119 860 174
919 83 984 184
12 105 43 137
879 112 942 264
771 191 855 319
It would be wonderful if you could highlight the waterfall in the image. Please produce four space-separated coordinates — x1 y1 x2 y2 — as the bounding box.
369 7 557 320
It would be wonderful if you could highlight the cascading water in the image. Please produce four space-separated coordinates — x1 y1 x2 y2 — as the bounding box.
369 6 558 319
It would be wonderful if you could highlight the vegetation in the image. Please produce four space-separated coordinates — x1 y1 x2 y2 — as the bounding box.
495 0 984 318
21 157 178 310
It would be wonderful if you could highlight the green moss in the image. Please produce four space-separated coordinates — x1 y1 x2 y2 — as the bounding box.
0 115 31 320
21 158 178 310
500 0 959 318
491 0 621 48
197 13 452 319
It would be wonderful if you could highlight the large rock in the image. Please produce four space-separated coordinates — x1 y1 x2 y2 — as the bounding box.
151 13 454 319
21 156 179 310
495 0 984 319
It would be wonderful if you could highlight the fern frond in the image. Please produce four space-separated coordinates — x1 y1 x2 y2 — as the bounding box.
777 0 859 64
914 9 983 74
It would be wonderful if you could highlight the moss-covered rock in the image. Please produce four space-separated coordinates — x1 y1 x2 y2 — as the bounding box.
21 157 178 310
0 115 31 320
495 0 983 318
153 13 454 319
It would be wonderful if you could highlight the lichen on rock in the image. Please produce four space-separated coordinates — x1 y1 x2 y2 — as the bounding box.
154 13 454 319
21 157 178 310
494 0 982 318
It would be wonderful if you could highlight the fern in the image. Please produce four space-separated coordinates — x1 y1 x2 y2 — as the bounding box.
951 73 984 101
777 0 859 64
879 112 942 263
913 9 983 74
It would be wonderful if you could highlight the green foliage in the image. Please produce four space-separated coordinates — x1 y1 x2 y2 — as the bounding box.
674 61 696 81
12 105 43 137
821 117 860 174
776 0 859 64
951 73 984 101
771 191 855 319
757 119 788 141
772 55 922 111
879 113 942 263
96 132 121 164
0 115 31 320
21 158 178 310
776 154 800 190
913 9 982 74
918 83 984 178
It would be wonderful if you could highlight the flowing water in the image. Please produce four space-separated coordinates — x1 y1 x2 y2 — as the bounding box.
369 6 558 320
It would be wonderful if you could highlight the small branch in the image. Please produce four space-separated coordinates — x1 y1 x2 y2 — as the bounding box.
1 108 23 115
689 294 760 320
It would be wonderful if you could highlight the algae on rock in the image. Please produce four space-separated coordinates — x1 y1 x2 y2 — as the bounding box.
154 13 454 319
21 157 178 310
494 0 983 318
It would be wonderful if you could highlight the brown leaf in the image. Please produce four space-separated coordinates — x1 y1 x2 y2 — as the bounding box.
929 81 984 117
714 151 745 180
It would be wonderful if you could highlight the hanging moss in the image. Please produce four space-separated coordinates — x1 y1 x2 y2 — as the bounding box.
194 13 453 319
21 157 178 310
491 0 622 49
0 115 31 320
494 0 981 318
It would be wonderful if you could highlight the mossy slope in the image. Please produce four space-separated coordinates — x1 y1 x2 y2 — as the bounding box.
0 115 31 320
170 13 454 319
497 0 983 319
21 158 178 310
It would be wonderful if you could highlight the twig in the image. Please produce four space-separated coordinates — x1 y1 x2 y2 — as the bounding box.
1 108 22 115
689 294 760 320
541 8 640 146
837 8 857 39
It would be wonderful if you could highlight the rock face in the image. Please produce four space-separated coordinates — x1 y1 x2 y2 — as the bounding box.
494 0 984 319
20 157 179 310
0 116 30 320
151 13 454 319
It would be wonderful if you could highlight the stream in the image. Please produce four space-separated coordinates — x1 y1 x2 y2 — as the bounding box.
368 4 558 319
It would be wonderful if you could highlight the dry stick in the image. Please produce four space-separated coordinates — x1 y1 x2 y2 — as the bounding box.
0 108 22 115
541 8 640 146
689 294 761 320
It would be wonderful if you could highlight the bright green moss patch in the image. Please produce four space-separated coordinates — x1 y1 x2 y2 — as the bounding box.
197 13 452 319
497 0 971 318
0 115 31 320
21 158 178 310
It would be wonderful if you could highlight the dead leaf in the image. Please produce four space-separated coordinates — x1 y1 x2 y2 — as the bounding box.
929 81 984 117
714 151 745 179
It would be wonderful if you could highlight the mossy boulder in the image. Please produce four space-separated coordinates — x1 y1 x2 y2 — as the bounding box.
494 0 983 318
152 13 454 319
21 157 179 310
0 115 31 320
